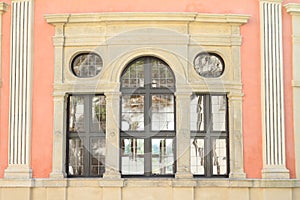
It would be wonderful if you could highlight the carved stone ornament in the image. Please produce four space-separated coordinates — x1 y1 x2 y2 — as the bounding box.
194 53 224 78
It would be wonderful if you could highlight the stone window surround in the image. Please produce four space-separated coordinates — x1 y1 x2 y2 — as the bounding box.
45 12 249 179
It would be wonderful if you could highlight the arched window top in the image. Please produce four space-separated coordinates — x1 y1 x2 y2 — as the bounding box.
121 56 175 89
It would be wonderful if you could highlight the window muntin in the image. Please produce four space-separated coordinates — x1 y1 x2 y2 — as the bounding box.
121 56 175 89
190 94 228 177
120 56 175 177
71 53 103 78
194 53 224 78
67 94 106 177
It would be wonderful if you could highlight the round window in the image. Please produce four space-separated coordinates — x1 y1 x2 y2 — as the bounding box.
194 53 224 78
71 53 103 78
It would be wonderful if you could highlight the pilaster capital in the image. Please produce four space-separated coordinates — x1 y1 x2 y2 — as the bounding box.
227 92 244 101
260 0 282 4
104 91 121 99
285 3 300 15
0 2 8 13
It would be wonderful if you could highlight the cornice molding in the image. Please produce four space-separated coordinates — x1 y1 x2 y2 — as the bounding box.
45 12 250 25
285 3 300 15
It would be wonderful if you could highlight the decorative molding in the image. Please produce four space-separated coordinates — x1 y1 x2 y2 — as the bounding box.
260 0 283 3
292 80 300 88
285 3 300 14
0 2 8 13
45 13 250 24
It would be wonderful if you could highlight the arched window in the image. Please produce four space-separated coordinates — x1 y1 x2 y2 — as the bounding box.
120 56 176 177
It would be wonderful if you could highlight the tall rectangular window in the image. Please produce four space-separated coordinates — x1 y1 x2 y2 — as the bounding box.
190 94 229 177
67 94 106 177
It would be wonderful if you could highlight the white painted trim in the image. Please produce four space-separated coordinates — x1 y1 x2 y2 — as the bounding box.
260 0 289 178
5 0 34 179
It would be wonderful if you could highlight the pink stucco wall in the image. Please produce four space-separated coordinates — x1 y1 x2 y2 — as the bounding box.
0 0 297 178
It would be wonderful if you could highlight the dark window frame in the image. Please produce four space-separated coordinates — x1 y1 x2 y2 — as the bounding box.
66 94 106 178
191 93 229 178
120 56 176 177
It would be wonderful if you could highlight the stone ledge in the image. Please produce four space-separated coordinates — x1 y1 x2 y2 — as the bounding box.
0 178 299 188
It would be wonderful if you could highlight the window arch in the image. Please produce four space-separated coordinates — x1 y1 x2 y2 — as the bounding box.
120 56 176 176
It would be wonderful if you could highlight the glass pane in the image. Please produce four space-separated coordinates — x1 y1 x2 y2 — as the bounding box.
190 95 204 131
121 95 144 131
69 96 85 132
90 138 105 176
151 95 174 131
212 139 227 175
190 139 205 175
152 139 174 175
121 139 144 175
72 53 103 78
151 59 174 88
68 138 84 176
211 96 226 131
121 59 145 88
91 96 106 132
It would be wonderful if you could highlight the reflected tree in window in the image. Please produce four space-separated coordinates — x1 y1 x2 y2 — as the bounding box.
67 94 106 177
190 94 228 177
120 56 176 177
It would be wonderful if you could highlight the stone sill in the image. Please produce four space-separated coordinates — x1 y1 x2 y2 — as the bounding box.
0 178 299 188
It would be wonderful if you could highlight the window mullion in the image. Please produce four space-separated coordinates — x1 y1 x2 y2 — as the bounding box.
206 95 213 177
84 95 91 176
144 58 152 176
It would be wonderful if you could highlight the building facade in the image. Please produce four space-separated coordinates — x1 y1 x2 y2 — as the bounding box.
0 0 299 199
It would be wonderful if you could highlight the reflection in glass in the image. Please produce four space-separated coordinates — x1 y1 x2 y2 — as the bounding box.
72 53 103 78
152 139 174 175
69 96 85 132
121 139 144 175
212 96 226 131
91 96 106 132
68 138 84 176
151 95 174 131
121 59 145 88
190 95 204 131
90 138 105 176
121 95 144 131
190 139 205 175
212 139 227 175
151 59 174 88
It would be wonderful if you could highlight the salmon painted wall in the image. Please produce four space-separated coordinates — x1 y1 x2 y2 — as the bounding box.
0 0 10 178
0 0 297 178
282 0 300 179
